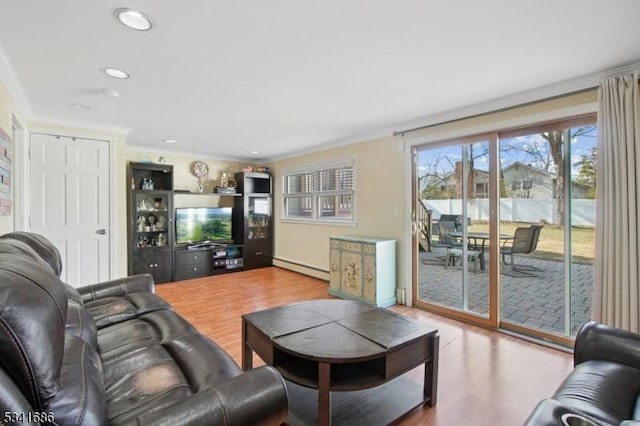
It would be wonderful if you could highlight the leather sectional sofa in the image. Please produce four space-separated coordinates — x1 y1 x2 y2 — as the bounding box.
525 321 640 426
0 232 288 425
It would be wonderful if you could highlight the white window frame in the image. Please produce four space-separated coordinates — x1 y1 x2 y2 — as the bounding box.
282 158 356 225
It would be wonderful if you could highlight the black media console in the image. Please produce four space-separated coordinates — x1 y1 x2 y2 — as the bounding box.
174 244 244 281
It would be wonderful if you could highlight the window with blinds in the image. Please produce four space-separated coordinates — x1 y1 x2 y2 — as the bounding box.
283 160 355 221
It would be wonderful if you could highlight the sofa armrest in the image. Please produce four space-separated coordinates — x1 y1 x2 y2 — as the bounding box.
77 274 155 303
525 398 610 426
136 366 288 426
574 321 640 369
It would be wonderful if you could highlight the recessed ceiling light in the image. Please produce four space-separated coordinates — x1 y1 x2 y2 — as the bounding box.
103 67 129 79
72 103 92 110
98 88 120 99
163 139 177 144
115 8 152 31
251 151 260 155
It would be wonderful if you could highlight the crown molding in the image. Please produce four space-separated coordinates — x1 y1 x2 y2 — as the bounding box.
0 41 31 118
126 144 256 163
29 114 132 136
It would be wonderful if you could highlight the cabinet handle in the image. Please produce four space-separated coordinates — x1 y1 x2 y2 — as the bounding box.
331 263 338 272
193 267 198 271
194 256 198 260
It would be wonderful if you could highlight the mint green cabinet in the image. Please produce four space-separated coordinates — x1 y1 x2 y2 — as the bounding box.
329 236 396 307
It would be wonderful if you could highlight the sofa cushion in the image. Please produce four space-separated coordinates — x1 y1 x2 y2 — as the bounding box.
48 334 106 426
85 292 173 329
0 254 67 409
553 360 640 425
97 310 243 424
0 231 63 276
0 237 53 272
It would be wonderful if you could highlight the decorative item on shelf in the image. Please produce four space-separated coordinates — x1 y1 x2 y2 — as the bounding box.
158 156 166 164
157 215 166 230
214 186 237 195
153 197 164 210
190 160 209 192
156 233 166 246
137 196 155 211
254 166 271 174
220 171 229 188
141 177 155 190
148 214 157 230
137 215 146 232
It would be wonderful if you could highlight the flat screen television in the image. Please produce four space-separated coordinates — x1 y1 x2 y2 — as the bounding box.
175 207 233 244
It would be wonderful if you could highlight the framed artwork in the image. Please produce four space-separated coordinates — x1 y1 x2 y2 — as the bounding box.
0 126 11 215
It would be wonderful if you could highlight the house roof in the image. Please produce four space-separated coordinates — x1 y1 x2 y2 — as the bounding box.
502 162 555 177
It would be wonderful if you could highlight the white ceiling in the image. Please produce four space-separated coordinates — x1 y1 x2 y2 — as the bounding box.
0 1 639 162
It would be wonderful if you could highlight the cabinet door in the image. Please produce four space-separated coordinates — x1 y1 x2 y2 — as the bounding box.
133 190 172 250
340 251 362 297
329 245 341 290
363 250 377 302
133 248 172 283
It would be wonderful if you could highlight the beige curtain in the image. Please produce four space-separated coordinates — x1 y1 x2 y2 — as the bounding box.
593 71 640 332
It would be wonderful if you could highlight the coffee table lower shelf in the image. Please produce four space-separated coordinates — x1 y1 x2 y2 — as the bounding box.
284 374 425 426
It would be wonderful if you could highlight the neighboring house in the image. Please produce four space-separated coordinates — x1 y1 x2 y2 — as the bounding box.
502 162 590 199
425 161 590 200
502 162 555 199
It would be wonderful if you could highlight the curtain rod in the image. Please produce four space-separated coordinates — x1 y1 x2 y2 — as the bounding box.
392 86 597 137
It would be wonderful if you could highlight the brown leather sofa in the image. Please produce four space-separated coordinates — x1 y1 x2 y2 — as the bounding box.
525 321 640 426
0 232 288 426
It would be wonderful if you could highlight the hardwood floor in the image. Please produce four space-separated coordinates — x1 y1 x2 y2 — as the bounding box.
156 267 573 426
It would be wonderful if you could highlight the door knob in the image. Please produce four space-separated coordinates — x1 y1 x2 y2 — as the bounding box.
96 229 107 235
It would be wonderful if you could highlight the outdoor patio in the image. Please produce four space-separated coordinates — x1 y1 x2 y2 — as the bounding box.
418 248 593 336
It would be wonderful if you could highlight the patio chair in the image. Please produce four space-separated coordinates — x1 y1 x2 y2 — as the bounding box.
500 225 543 275
434 221 463 247
430 220 465 267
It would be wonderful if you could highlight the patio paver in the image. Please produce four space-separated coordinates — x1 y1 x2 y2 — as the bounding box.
418 248 593 336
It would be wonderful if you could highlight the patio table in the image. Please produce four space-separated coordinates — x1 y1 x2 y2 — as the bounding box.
448 232 512 270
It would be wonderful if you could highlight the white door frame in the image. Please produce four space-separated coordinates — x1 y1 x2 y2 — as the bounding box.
17 127 117 281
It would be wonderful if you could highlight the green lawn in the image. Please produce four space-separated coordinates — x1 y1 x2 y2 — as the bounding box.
468 222 595 264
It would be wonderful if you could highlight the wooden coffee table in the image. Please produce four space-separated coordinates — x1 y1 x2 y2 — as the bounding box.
242 299 439 426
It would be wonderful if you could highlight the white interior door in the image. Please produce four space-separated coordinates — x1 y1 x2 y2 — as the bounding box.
29 133 110 287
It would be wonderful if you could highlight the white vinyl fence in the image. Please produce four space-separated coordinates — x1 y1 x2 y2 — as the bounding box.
423 198 596 227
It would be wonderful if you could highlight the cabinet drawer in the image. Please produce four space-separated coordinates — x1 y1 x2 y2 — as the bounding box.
340 241 362 252
330 239 341 249
363 244 376 255
175 264 210 280
176 251 209 266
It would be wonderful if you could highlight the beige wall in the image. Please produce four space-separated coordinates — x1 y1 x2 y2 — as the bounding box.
272 135 407 287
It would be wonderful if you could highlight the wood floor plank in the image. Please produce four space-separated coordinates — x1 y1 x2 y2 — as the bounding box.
156 267 573 425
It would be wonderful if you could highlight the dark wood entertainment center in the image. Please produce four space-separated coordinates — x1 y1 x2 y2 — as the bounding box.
127 162 273 283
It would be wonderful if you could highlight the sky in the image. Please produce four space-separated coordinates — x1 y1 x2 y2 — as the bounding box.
418 126 597 180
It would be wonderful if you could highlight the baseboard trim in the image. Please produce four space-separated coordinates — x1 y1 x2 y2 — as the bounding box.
272 257 329 281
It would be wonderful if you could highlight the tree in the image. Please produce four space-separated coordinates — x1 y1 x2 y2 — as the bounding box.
574 147 597 199
541 127 595 227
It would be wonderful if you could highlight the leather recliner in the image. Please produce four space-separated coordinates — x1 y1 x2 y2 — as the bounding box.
0 232 288 425
525 321 640 426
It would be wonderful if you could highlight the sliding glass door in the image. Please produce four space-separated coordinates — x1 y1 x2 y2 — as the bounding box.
413 115 597 344
414 136 495 325
498 118 596 341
